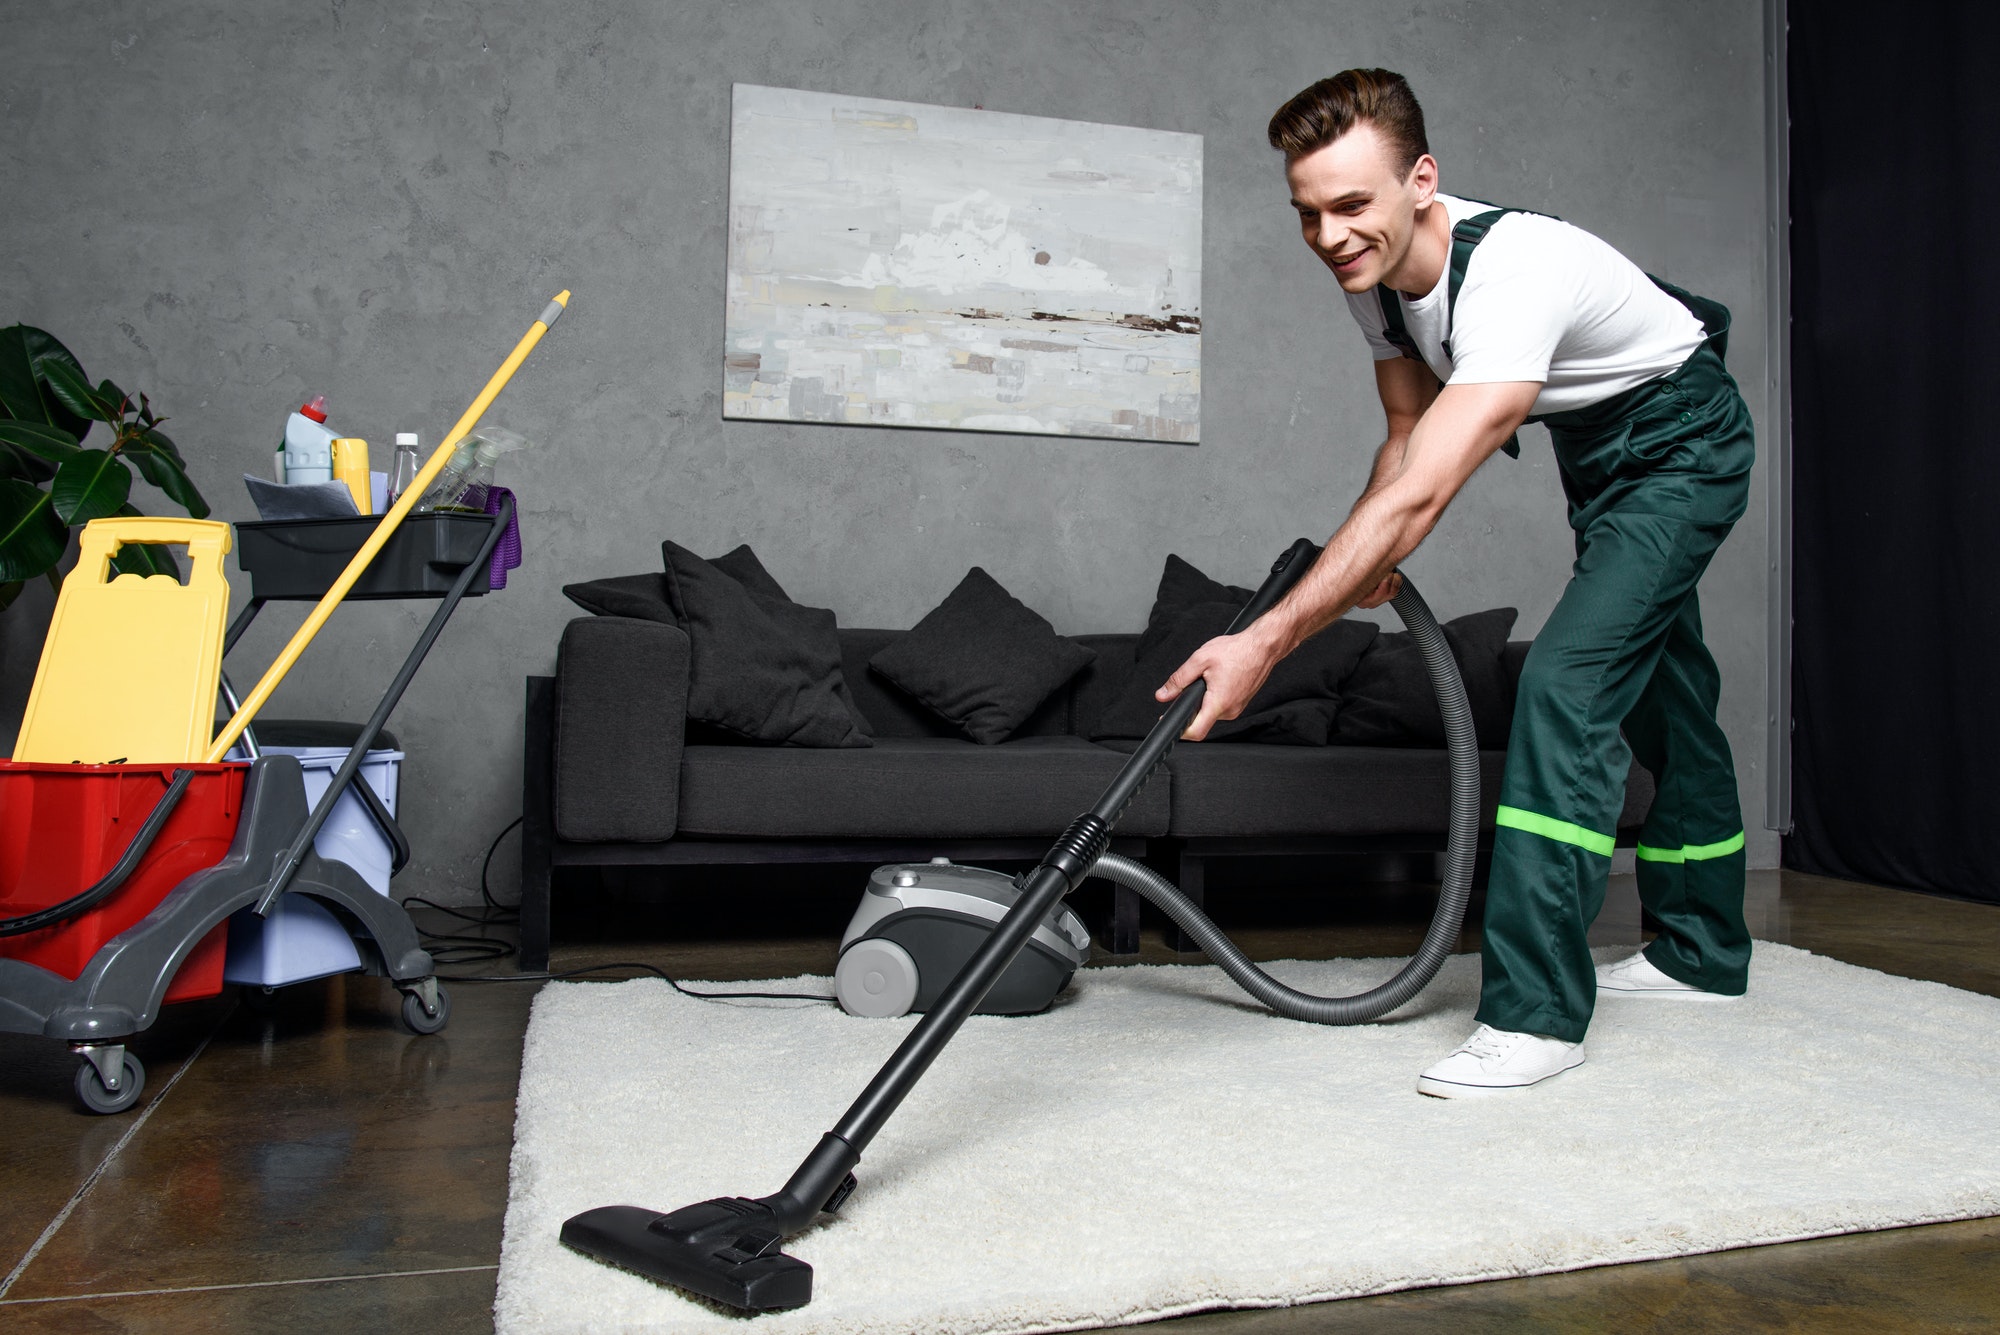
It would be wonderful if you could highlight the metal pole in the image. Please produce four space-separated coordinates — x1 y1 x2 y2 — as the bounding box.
253 498 514 917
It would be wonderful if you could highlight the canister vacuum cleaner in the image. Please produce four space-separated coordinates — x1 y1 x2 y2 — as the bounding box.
562 538 1482 1310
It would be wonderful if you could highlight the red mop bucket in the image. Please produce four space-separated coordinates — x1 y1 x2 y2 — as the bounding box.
0 761 248 1003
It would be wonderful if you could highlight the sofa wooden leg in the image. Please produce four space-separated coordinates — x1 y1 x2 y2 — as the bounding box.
519 676 556 974
1166 851 1206 953
1105 883 1141 956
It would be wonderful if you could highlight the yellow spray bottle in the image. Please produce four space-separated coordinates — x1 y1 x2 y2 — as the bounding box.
331 438 373 515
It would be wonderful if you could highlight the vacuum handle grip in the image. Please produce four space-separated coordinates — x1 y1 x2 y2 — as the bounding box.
1228 536 1322 635
1092 537 1322 825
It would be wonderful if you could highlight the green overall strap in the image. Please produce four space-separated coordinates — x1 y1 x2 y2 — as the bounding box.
1443 207 1540 460
1375 287 1424 363
1646 274 1732 360
1373 195 1522 370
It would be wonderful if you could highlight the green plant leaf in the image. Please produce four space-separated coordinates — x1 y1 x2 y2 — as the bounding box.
128 446 210 519
40 361 115 423
109 502 178 578
0 325 92 440
0 579 21 613
95 378 131 417
0 476 68 582
134 425 186 466
50 449 133 525
0 418 84 462
0 441 57 486
109 544 176 579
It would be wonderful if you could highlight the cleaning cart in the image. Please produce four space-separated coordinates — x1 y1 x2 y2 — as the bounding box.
0 294 565 1113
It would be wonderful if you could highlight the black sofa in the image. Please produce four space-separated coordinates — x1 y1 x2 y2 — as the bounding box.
516 615 1656 972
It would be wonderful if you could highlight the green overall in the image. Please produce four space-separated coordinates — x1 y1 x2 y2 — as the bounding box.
1379 209 1755 1043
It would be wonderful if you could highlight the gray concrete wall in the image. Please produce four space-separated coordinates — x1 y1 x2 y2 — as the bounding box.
0 0 1776 905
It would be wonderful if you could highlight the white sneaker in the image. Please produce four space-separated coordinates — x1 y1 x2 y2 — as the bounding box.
1596 951 1736 1000
1416 1024 1584 1098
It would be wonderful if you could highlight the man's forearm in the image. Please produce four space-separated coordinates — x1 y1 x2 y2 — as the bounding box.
1262 480 1433 657
1259 383 1533 659
1354 433 1410 510
1157 381 1537 743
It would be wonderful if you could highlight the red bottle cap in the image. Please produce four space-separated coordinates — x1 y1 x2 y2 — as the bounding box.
299 395 328 423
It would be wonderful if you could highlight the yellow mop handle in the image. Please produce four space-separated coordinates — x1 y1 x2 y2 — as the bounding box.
207 290 570 762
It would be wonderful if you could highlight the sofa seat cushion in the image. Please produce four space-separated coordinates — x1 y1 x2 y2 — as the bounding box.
676 736 1170 839
1126 743 1654 839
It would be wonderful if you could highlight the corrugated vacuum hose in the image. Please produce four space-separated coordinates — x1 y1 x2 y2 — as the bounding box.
1093 577 1478 1024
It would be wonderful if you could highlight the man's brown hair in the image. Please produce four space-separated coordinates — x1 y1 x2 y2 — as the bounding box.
1267 69 1429 176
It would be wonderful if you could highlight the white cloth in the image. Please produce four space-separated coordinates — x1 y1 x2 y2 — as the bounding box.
1345 194 1707 415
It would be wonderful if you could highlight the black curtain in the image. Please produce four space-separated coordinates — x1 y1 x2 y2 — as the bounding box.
1786 1 2000 900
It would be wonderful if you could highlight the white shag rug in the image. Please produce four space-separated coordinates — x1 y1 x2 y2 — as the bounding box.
496 945 2000 1334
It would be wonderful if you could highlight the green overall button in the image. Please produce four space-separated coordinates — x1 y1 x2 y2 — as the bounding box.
1679 411 1692 423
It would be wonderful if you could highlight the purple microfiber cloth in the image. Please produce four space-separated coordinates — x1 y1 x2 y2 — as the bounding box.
484 485 523 590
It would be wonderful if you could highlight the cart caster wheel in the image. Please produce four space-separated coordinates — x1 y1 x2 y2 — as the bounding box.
75 1052 146 1115
398 984 451 1035
240 984 279 1014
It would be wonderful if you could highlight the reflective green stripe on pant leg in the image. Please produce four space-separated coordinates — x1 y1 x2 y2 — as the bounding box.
1637 844 1751 994
1474 825 1609 1044
1495 805 1617 856
1635 831 1745 863
1620 587 1750 996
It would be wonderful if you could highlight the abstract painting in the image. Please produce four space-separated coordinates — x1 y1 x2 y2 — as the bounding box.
723 84 1202 444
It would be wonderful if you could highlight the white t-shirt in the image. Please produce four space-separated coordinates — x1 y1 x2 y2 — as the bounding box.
1344 194 1706 415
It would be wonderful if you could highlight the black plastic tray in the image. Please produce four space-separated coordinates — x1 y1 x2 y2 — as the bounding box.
235 512 496 601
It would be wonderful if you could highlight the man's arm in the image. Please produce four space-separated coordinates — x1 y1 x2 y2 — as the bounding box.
1358 357 1439 504
1351 357 1442 609
1160 377 1541 741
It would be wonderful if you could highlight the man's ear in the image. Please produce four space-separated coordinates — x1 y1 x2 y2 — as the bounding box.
1408 153 1440 208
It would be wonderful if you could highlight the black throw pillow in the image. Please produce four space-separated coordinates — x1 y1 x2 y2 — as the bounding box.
561 571 675 623
699 546 875 732
868 567 1095 745
1141 553 1254 645
660 541 871 748
563 543 785 622
706 544 790 602
1332 607 1520 749
1093 599 1378 745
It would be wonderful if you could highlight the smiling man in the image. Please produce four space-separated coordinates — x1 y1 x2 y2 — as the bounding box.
1157 69 1755 1096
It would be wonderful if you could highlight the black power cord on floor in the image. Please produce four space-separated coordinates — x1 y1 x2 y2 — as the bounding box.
398 815 836 1005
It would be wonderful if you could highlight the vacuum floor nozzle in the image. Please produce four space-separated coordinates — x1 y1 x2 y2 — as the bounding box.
560 1201 813 1312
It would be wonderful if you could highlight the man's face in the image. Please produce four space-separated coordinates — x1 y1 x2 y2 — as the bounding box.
1286 123 1437 293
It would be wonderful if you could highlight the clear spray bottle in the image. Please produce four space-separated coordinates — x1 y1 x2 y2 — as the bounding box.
415 425 532 513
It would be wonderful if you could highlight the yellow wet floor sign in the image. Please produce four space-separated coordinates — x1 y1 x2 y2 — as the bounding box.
15 517 233 765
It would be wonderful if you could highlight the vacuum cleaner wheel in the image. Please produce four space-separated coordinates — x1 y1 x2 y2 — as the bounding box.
835 938 921 1017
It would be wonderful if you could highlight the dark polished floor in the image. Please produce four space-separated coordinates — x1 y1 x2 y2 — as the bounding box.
3 865 1998 1332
